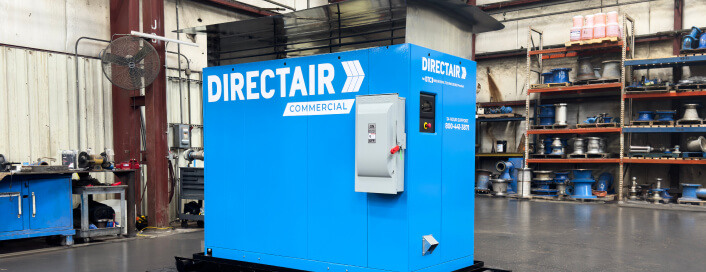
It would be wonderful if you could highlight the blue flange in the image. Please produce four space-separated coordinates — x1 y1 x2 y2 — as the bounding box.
637 111 655 121
551 68 572 84
655 110 676 122
571 169 597 199
538 105 556 126
542 72 554 84
595 172 613 192
554 171 570 184
680 183 705 201
700 33 706 49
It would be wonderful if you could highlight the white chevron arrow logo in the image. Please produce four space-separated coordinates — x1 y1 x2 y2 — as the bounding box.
341 60 365 93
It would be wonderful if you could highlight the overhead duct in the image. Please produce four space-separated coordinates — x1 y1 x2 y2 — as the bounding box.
177 0 503 65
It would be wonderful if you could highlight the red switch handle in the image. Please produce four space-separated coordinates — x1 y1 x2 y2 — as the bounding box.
390 145 401 154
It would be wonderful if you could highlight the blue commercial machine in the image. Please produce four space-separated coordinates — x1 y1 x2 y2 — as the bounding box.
203 43 478 272
180 0 503 271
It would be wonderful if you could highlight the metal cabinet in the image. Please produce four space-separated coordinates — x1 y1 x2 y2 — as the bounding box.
0 174 75 245
0 180 23 233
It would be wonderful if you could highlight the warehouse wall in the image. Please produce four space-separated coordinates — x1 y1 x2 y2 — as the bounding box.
0 0 327 218
474 0 706 191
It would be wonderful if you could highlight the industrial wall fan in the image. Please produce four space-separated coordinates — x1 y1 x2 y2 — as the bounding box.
101 36 160 90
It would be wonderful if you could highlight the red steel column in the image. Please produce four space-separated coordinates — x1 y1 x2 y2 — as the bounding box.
143 0 170 228
674 0 683 55
110 0 142 212
468 0 477 61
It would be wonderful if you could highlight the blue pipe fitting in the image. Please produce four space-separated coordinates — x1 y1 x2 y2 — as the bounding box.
554 171 570 184
551 68 572 84
683 26 702 50
655 110 676 122
570 169 597 199
700 32 706 49
500 106 513 114
603 116 614 123
595 172 614 192
507 158 524 194
680 183 706 201
683 36 698 50
538 105 556 126
637 111 655 121
542 72 554 84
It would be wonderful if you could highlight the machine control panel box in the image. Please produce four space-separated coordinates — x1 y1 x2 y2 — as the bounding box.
355 94 406 194
173 124 190 149
419 93 436 133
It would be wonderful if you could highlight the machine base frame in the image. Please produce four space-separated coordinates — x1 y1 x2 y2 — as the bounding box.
175 253 511 272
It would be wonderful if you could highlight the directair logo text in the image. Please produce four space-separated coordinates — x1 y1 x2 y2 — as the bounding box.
422 57 467 79
207 60 365 103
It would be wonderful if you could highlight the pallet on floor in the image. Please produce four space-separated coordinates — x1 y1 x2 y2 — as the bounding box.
682 152 706 159
567 153 613 159
529 153 567 159
530 82 571 89
564 36 619 47
569 195 615 203
676 119 705 125
477 113 524 119
628 120 675 126
675 83 706 90
572 78 620 86
677 199 706 206
626 157 685 161
627 152 680 158
679 48 706 55
530 124 570 130
625 85 671 93
527 195 558 200
576 122 620 128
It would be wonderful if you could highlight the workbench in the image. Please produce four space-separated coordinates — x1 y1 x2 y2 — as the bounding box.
0 169 138 244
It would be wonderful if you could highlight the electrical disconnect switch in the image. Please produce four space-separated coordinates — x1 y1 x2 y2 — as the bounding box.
355 94 406 194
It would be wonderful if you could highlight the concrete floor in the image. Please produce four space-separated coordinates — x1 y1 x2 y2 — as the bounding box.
475 198 706 271
1 198 705 271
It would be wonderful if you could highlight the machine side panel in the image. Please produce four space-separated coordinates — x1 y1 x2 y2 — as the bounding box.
407 46 443 270
202 68 246 254
366 44 411 272
241 60 309 258
203 60 309 258
307 50 369 265
438 54 476 263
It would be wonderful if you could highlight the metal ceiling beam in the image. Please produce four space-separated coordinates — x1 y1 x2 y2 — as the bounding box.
191 0 277 16
478 0 562 12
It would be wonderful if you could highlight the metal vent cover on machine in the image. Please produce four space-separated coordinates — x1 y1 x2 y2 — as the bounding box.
101 36 160 90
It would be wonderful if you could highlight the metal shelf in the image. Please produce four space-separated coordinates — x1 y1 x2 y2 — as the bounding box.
527 127 621 135
528 41 624 57
527 158 620 164
477 117 526 122
623 158 706 165
623 126 706 133
476 153 524 157
478 100 531 107
623 90 706 99
528 82 621 94
624 55 706 69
